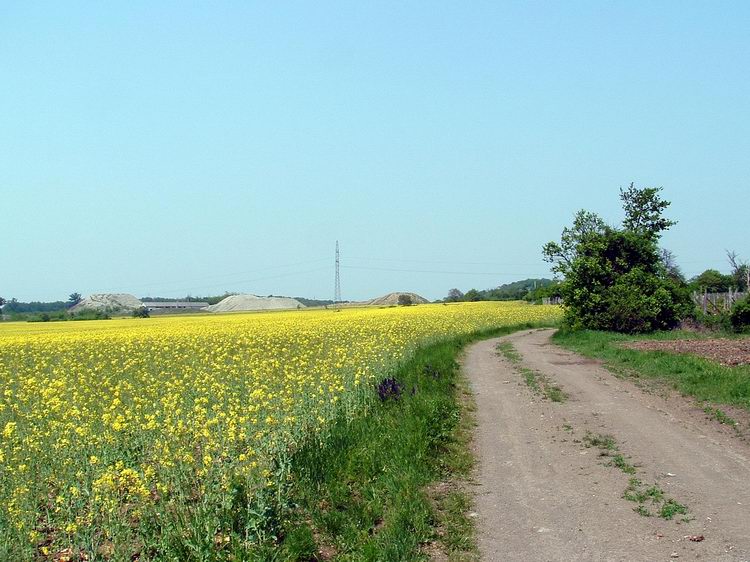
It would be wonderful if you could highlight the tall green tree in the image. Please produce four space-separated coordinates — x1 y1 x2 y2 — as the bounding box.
619 183 677 239
543 185 692 333
445 288 464 302
689 269 733 292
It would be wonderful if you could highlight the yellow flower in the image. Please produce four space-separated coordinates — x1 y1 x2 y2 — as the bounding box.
2 421 16 438
0 301 561 551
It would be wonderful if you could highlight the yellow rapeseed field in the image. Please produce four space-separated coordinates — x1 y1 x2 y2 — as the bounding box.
0 302 560 558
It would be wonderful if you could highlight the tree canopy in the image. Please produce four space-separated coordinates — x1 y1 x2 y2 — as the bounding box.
543 185 692 333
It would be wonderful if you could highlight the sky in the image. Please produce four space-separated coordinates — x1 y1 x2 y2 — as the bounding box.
1 1 749 302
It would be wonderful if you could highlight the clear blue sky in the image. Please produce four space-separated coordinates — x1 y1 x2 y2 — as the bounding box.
2 1 748 302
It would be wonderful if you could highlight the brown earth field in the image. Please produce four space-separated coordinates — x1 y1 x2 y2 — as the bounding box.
623 338 750 367
463 329 750 562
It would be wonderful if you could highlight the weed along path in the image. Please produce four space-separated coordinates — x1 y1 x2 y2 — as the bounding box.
464 329 750 562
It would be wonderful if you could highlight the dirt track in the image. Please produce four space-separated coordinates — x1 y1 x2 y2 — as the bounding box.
464 329 750 562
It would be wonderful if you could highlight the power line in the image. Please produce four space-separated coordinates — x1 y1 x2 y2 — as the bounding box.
114 266 331 297
102 258 330 293
174 266 332 293
341 265 551 276
347 256 550 267
347 254 737 267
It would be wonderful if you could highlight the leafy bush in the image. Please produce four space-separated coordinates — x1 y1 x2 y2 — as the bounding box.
132 307 151 318
689 269 734 293
26 310 112 322
730 296 750 332
397 294 413 306
71 310 111 321
543 185 693 333
28 311 67 322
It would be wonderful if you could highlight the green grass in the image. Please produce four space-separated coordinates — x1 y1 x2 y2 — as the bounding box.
634 505 651 517
552 329 750 411
518 366 568 402
584 437 686 520
544 384 566 403
519 366 541 392
582 433 635 473
253 321 556 561
436 489 476 557
496 341 522 363
703 405 738 427
583 432 617 451
610 454 637 474
500 341 567 403
659 499 689 520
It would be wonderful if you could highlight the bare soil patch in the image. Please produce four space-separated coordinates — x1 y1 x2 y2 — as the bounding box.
624 338 750 366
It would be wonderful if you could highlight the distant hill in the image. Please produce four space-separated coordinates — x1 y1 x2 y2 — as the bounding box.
205 294 305 312
141 294 333 307
72 293 143 312
368 292 430 306
448 278 554 302
486 278 554 300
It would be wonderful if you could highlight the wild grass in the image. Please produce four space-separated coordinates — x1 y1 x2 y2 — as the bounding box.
498 340 568 402
552 329 750 411
265 321 557 560
583 432 617 451
519 367 541 393
610 454 637 474
703 405 738 427
496 341 521 363
543 384 566 403
583 433 688 521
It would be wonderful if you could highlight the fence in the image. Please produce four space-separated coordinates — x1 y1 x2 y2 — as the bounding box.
693 290 747 315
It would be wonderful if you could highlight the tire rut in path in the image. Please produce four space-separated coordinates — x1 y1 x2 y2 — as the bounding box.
464 329 750 562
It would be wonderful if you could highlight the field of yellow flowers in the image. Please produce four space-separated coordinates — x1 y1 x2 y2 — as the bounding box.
0 302 560 559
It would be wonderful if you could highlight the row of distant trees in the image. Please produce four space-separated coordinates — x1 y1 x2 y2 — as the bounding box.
542 184 749 333
0 293 82 319
442 185 748 333
689 252 749 293
445 255 749 305
443 279 558 303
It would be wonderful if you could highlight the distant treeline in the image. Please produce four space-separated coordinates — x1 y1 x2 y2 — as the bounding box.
1 293 336 319
2 299 69 313
688 268 748 293
293 297 335 307
444 278 560 303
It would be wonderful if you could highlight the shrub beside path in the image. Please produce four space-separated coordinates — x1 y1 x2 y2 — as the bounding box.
463 329 750 561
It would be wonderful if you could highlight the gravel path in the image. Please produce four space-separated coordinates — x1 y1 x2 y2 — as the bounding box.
464 329 750 562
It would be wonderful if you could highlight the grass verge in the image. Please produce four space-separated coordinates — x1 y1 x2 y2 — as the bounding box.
250 322 555 561
552 329 750 412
